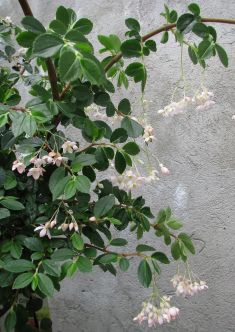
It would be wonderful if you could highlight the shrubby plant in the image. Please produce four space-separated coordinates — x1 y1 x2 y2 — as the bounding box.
0 1 234 331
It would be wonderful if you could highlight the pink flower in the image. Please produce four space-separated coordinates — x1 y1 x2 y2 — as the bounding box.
143 125 155 143
12 160 26 174
27 167 45 180
171 274 208 297
159 163 170 175
30 157 46 167
49 152 68 166
34 222 51 239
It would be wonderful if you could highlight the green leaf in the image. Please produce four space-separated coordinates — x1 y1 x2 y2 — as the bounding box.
176 13 194 33
24 237 44 252
198 40 214 60
49 19 67 35
1 198 25 211
136 244 155 252
0 113 8 127
171 240 181 260
59 50 81 82
32 33 64 58
64 178 77 200
110 238 128 246
110 128 128 143
21 16 46 34
167 219 183 230
10 242 22 259
115 151 126 174
42 259 61 277
16 31 37 47
125 62 147 91
0 208 10 219
38 273 54 297
49 168 65 193
161 31 169 44
169 10 178 23
51 248 74 261
52 176 70 201
192 23 209 38
138 260 152 288
77 256 92 272
215 44 228 67
73 18 93 34
121 117 143 138
145 40 157 52
151 252 170 264
4 259 35 273
125 18 140 32
188 3 200 15
120 39 142 58
119 257 130 271
188 45 198 64
76 175 91 194
122 142 140 155
10 112 37 137
12 272 34 289
71 233 84 251
56 6 70 27
94 194 115 218
118 98 131 115
80 54 106 86
72 154 96 167
178 233 195 254
4 310 16 332
4 171 17 190
99 253 118 264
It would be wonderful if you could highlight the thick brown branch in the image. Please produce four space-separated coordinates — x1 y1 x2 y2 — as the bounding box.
18 0 60 102
104 17 235 72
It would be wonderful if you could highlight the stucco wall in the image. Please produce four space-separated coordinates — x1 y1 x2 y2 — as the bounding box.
1 0 235 331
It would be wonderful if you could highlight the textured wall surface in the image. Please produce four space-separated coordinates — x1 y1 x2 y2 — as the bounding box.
1 0 235 331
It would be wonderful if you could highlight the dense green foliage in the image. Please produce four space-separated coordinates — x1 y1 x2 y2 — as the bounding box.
0 2 229 331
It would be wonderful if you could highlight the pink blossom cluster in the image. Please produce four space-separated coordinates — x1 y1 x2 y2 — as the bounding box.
143 125 155 143
171 274 208 297
133 297 179 327
158 88 215 117
110 169 159 190
12 150 70 180
58 221 78 232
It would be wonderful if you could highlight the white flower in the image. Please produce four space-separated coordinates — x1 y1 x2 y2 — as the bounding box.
4 16 12 24
62 141 78 154
158 97 192 117
34 222 51 239
49 152 68 166
159 163 170 175
50 219 57 228
30 157 46 167
232 115 235 120
12 160 26 174
42 155 54 164
59 223 69 232
143 125 155 143
27 167 45 180
171 274 208 297
193 88 215 111
89 216 97 222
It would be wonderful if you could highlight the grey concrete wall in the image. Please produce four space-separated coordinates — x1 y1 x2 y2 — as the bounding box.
2 0 235 331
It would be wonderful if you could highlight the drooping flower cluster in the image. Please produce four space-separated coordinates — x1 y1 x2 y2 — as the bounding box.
158 88 215 117
158 96 192 117
193 88 215 111
62 140 78 153
110 169 159 190
133 297 179 327
143 125 155 143
171 274 208 297
12 148 71 180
